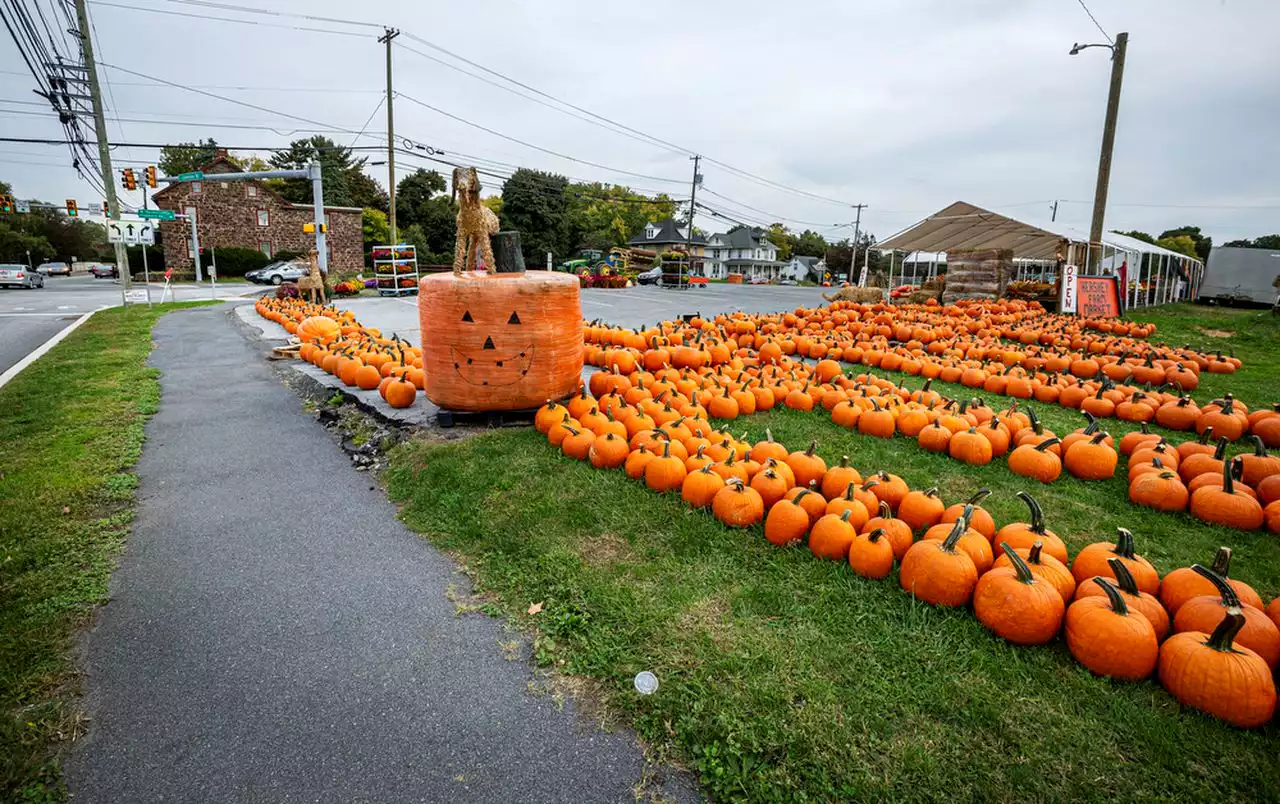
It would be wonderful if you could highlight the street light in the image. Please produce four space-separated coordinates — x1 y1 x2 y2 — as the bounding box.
1072 31 1129 272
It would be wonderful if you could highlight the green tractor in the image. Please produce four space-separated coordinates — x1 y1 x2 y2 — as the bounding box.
557 249 606 273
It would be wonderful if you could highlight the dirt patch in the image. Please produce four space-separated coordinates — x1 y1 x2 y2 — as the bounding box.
675 595 733 647
578 532 636 568
1198 327 1235 338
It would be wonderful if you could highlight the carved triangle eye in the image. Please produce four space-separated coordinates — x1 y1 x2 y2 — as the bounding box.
461 311 473 322
508 311 521 325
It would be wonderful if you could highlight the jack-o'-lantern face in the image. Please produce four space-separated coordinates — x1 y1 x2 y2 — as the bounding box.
450 308 535 387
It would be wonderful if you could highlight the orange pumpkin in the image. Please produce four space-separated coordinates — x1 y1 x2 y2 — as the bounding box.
418 270 582 411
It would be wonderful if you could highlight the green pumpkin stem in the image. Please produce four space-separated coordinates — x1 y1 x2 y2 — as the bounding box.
793 489 811 505
1091 577 1130 616
1105 558 1141 596
1112 527 1138 560
866 527 886 544
1000 542 1036 584
1015 491 1047 534
877 501 892 519
966 488 991 506
1027 541 1045 565
805 440 818 457
1190 563 1242 608
1035 437 1062 452
1210 546 1233 578
1251 435 1269 457
1203 608 1247 653
940 516 968 553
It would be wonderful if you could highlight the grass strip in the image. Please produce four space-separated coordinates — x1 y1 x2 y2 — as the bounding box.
0 302 218 801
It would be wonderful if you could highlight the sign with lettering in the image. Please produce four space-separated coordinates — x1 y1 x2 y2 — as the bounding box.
1077 275 1123 318
1059 264 1078 314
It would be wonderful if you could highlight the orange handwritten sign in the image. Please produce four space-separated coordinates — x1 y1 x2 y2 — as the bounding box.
1076 276 1122 318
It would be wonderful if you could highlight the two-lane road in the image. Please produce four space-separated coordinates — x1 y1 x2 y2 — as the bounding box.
0 274 258 375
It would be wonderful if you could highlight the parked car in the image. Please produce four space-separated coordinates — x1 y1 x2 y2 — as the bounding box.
749 275 771 284
88 263 119 278
36 261 71 276
635 266 662 286
248 260 309 285
780 279 798 286
0 264 45 288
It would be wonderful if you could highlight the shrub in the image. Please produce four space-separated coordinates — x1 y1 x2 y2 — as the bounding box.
206 247 272 278
275 282 299 299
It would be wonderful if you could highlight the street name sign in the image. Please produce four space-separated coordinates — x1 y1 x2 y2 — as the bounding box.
137 208 176 220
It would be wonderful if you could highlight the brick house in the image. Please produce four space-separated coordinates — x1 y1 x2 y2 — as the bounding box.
153 150 363 272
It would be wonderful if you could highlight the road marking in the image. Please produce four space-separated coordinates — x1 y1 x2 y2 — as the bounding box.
56 305 77 310
0 312 87 317
0 306 106 391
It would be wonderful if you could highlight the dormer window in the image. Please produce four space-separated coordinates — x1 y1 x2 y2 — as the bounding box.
645 223 658 240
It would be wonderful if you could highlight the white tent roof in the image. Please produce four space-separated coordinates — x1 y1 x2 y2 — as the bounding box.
902 251 946 264
878 201 1201 264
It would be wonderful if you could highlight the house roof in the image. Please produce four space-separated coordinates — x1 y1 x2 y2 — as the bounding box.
878 201 1201 264
791 255 819 266
712 224 771 249
627 218 706 246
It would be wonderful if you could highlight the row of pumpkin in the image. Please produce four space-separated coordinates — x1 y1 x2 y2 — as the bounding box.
582 302 1278 445
572 347 1280 531
536 393 1280 729
255 297 423 409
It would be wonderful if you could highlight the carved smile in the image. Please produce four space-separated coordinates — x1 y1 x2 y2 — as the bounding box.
449 343 536 386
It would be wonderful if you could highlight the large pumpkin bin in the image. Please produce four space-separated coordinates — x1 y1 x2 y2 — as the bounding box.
418 269 583 411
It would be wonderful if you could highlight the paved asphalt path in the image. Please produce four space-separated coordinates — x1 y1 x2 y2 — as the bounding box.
64 306 692 802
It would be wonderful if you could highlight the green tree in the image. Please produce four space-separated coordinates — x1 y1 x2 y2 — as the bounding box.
0 189 106 263
1223 234 1280 249
794 229 828 258
395 169 456 256
563 183 677 252
1156 234 1199 259
1158 225 1211 262
159 138 221 176
1113 229 1156 245
362 208 390 263
500 168 570 262
765 223 796 262
268 136 384 209
482 196 503 217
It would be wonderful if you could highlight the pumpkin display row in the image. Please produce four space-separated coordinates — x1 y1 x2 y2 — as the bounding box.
577 343 1280 532
535 392 1280 729
582 301 1275 445
255 297 424 409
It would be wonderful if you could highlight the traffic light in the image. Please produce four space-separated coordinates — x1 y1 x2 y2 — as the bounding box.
122 168 136 191
66 199 78 217
0 194 12 214
145 165 157 188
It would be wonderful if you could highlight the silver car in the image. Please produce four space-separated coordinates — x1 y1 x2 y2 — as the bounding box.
255 260 309 285
0 264 46 288
36 261 71 276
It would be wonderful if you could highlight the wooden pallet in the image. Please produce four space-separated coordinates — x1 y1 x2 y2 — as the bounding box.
435 406 539 429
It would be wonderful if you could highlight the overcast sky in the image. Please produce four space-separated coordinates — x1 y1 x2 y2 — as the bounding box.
3 0 1278 244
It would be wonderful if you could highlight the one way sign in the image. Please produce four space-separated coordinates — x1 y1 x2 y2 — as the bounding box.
106 217 155 245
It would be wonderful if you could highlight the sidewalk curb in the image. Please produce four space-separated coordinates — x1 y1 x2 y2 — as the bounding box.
0 306 106 392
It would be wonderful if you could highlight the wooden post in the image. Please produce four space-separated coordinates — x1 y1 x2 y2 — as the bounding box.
491 231 526 273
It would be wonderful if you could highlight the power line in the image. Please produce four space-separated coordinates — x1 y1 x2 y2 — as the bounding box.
347 96 385 148
1073 0 1113 45
394 91 685 185
699 186 851 228
89 0 371 38
97 61 368 134
149 0 381 29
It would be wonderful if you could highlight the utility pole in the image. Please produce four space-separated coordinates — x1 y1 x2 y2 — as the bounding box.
379 28 400 245
685 154 701 278
1087 31 1127 271
74 0 131 302
1050 200 1059 222
850 203 867 284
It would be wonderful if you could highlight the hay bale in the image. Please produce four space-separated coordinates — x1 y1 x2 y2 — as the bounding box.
941 249 1012 305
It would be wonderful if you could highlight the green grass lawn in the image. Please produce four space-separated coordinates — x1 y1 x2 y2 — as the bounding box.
386 302 1280 801
0 302 218 801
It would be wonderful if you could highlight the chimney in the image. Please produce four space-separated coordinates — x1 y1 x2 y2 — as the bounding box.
215 148 229 160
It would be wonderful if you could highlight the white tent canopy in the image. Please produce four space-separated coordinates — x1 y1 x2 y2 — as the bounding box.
875 201 1204 308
